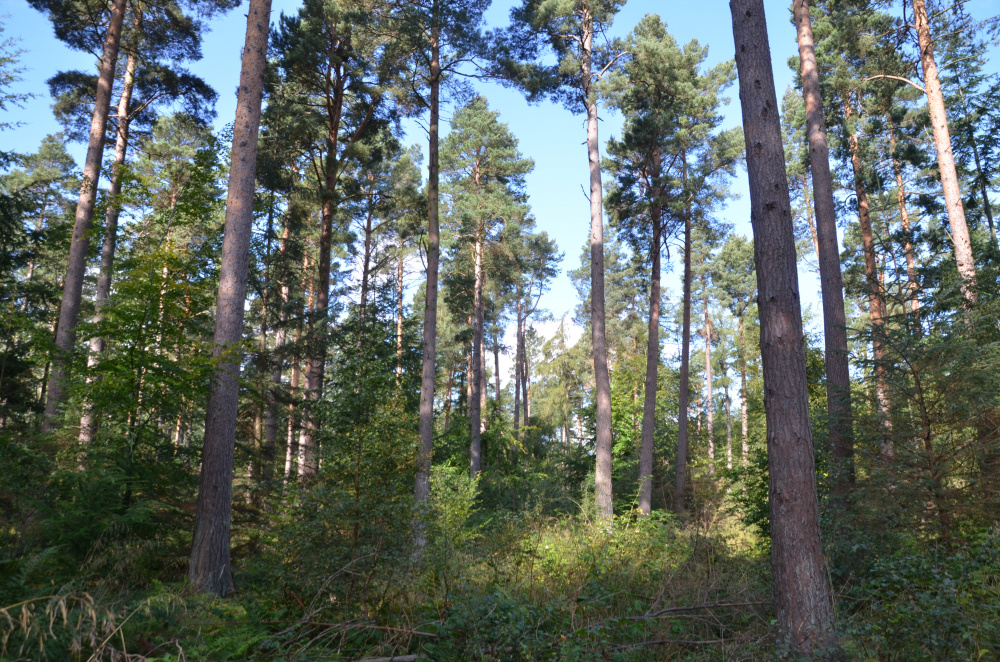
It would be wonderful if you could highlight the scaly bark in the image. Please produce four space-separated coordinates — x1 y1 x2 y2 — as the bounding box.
730 0 839 651
579 5 614 520
189 0 272 596
414 19 441 548
638 174 661 515
44 0 127 431
913 0 977 303
847 108 893 459
675 166 693 514
79 39 139 445
469 235 484 477
793 0 854 492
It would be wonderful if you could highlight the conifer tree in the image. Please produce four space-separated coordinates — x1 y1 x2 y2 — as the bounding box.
730 0 837 651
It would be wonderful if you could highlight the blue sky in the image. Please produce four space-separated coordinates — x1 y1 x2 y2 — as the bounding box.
5 0 998 379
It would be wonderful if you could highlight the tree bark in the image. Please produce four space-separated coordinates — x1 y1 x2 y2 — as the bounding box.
675 189 693 514
638 200 661 515
79 42 138 445
704 278 715 476
469 235 484 477
578 7 613 520
886 118 921 316
43 0 127 431
847 115 893 459
189 0 271 597
730 0 838 652
414 21 441 548
739 315 749 465
913 0 977 303
793 0 855 492
396 243 405 383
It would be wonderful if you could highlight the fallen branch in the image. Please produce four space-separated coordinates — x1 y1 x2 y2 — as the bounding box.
628 600 770 620
352 656 424 662
608 635 756 652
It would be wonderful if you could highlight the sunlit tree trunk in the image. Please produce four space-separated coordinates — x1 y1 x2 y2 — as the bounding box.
470 234 484 477
913 0 977 303
794 0 855 492
703 278 715 476
730 0 838 651
189 0 272 596
79 42 138 446
739 316 749 465
579 6 613 520
44 0 127 431
886 118 921 316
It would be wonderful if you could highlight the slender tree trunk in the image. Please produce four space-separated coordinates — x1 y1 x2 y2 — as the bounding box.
731 0 838 651
414 22 441 548
79 43 138 445
704 279 715 476
739 315 749 465
579 8 613 520
724 373 733 471
443 368 453 430
802 174 820 264
265 221 292 477
480 335 487 433
638 203 661 515
675 196 693 514
299 161 341 478
912 0 977 303
514 300 522 436
396 243 404 384
43 0 127 431
847 116 893 459
886 119 921 316
470 235 484 477
794 0 855 492
189 0 271 596
285 326 302 479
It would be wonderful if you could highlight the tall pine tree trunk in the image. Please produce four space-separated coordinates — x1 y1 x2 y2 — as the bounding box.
414 23 441 547
794 0 854 493
704 280 715 475
396 243 405 383
913 0 977 303
730 0 838 651
43 0 127 431
675 196 693 514
638 203 661 515
189 0 271 596
79 42 138 445
469 235 484 477
739 315 749 465
579 7 613 520
886 119 921 316
847 116 893 459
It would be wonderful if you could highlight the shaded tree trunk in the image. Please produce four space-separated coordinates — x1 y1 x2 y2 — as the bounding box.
794 0 855 493
638 198 661 515
730 0 838 652
43 0 127 431
847 114 893 459
189 0 272 596
913 0 977 303
675 193 693 514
